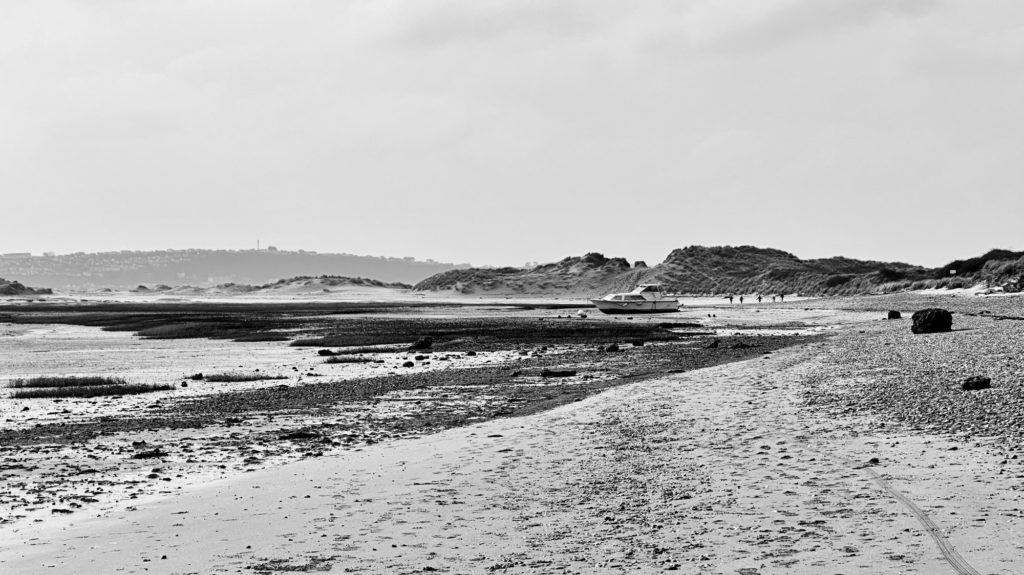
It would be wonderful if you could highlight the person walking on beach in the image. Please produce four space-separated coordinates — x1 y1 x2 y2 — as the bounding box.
779 294 785 302
727 295 733 304
757 294 762 303
739 295 744 304
771 295 776 303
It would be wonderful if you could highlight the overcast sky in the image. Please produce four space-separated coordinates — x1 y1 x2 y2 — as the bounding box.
2 0 1022 267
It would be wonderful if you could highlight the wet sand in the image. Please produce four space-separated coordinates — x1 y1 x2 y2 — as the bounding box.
4 340 1023 574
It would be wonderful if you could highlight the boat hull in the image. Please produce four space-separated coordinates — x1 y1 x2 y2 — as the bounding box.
589 299 680 314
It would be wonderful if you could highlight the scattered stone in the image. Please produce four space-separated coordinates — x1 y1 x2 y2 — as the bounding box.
962 376 992 391
540 368 577 378
402 361 415 368
604 344 620 353
189 373 203 380
132 448 167 459
631 340 645 347
887 310 901 320
465 351 477 356
408 337 433 351
279 430 320 440
705 339 720 349
911 308 952 334
317 349 337 356
180 382 188 387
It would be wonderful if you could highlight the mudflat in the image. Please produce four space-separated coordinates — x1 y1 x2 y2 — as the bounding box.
2 294 1023 573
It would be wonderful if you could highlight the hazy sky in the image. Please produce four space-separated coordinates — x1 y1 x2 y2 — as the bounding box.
3 0 1023 267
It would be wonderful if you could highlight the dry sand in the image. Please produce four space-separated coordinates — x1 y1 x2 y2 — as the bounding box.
3 332 1022 574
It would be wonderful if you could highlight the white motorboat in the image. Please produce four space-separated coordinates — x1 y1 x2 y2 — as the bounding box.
590 284 679 314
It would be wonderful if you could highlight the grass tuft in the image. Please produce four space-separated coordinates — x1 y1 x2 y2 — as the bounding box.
10 384 172 399
323 356 375 364
9 376 128 388
203 373 288 383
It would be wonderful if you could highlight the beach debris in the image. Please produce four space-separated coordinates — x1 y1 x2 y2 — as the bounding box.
408 337 433 351
317 349 337 356
279 429 320 440
962 376 992 391
911 308 953 334
132 447 167 459
540 368 577 378
887 310 902 320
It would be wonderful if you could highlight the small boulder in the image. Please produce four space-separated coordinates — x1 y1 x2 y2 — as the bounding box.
887 310 901 320
962 376 991 391
603 343 620 352
402 361 415 368
705 339 720 349
408 337 433 351
911 308 953 334
317 349 337 356
631 340 645 347
540 368 577 378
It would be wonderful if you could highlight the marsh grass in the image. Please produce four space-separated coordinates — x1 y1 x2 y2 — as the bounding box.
9 378 172 396
323 356 375 364
204 373 288 383
9 376 129 388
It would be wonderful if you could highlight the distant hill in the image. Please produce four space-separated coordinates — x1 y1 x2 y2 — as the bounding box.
132 275 410 296
414 246 1024 297
0 249 467 291
0 277 52 296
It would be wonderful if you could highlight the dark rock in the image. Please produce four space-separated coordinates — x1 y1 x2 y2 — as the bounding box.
414 355 427 361
317 349 337 356
962 376 991 391
604 344 620 352
408 337 433 351
132 448 167 459
402 361 415 368
911 308 953 334
465 351 477 356
706 339 720 349
633 260 648 268
189 373 203 380
279 430 320 440
541 368 577 378
180 381 188 387
631 340 645 347
887 310 902 320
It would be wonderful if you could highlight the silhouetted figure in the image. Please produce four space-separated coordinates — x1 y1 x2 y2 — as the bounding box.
757 295 763 303
779 294 785 302
771 295 776 303
727 295 734 304
739 295 744 304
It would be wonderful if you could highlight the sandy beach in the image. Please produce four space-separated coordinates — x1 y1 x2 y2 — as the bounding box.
2 295 1024 574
